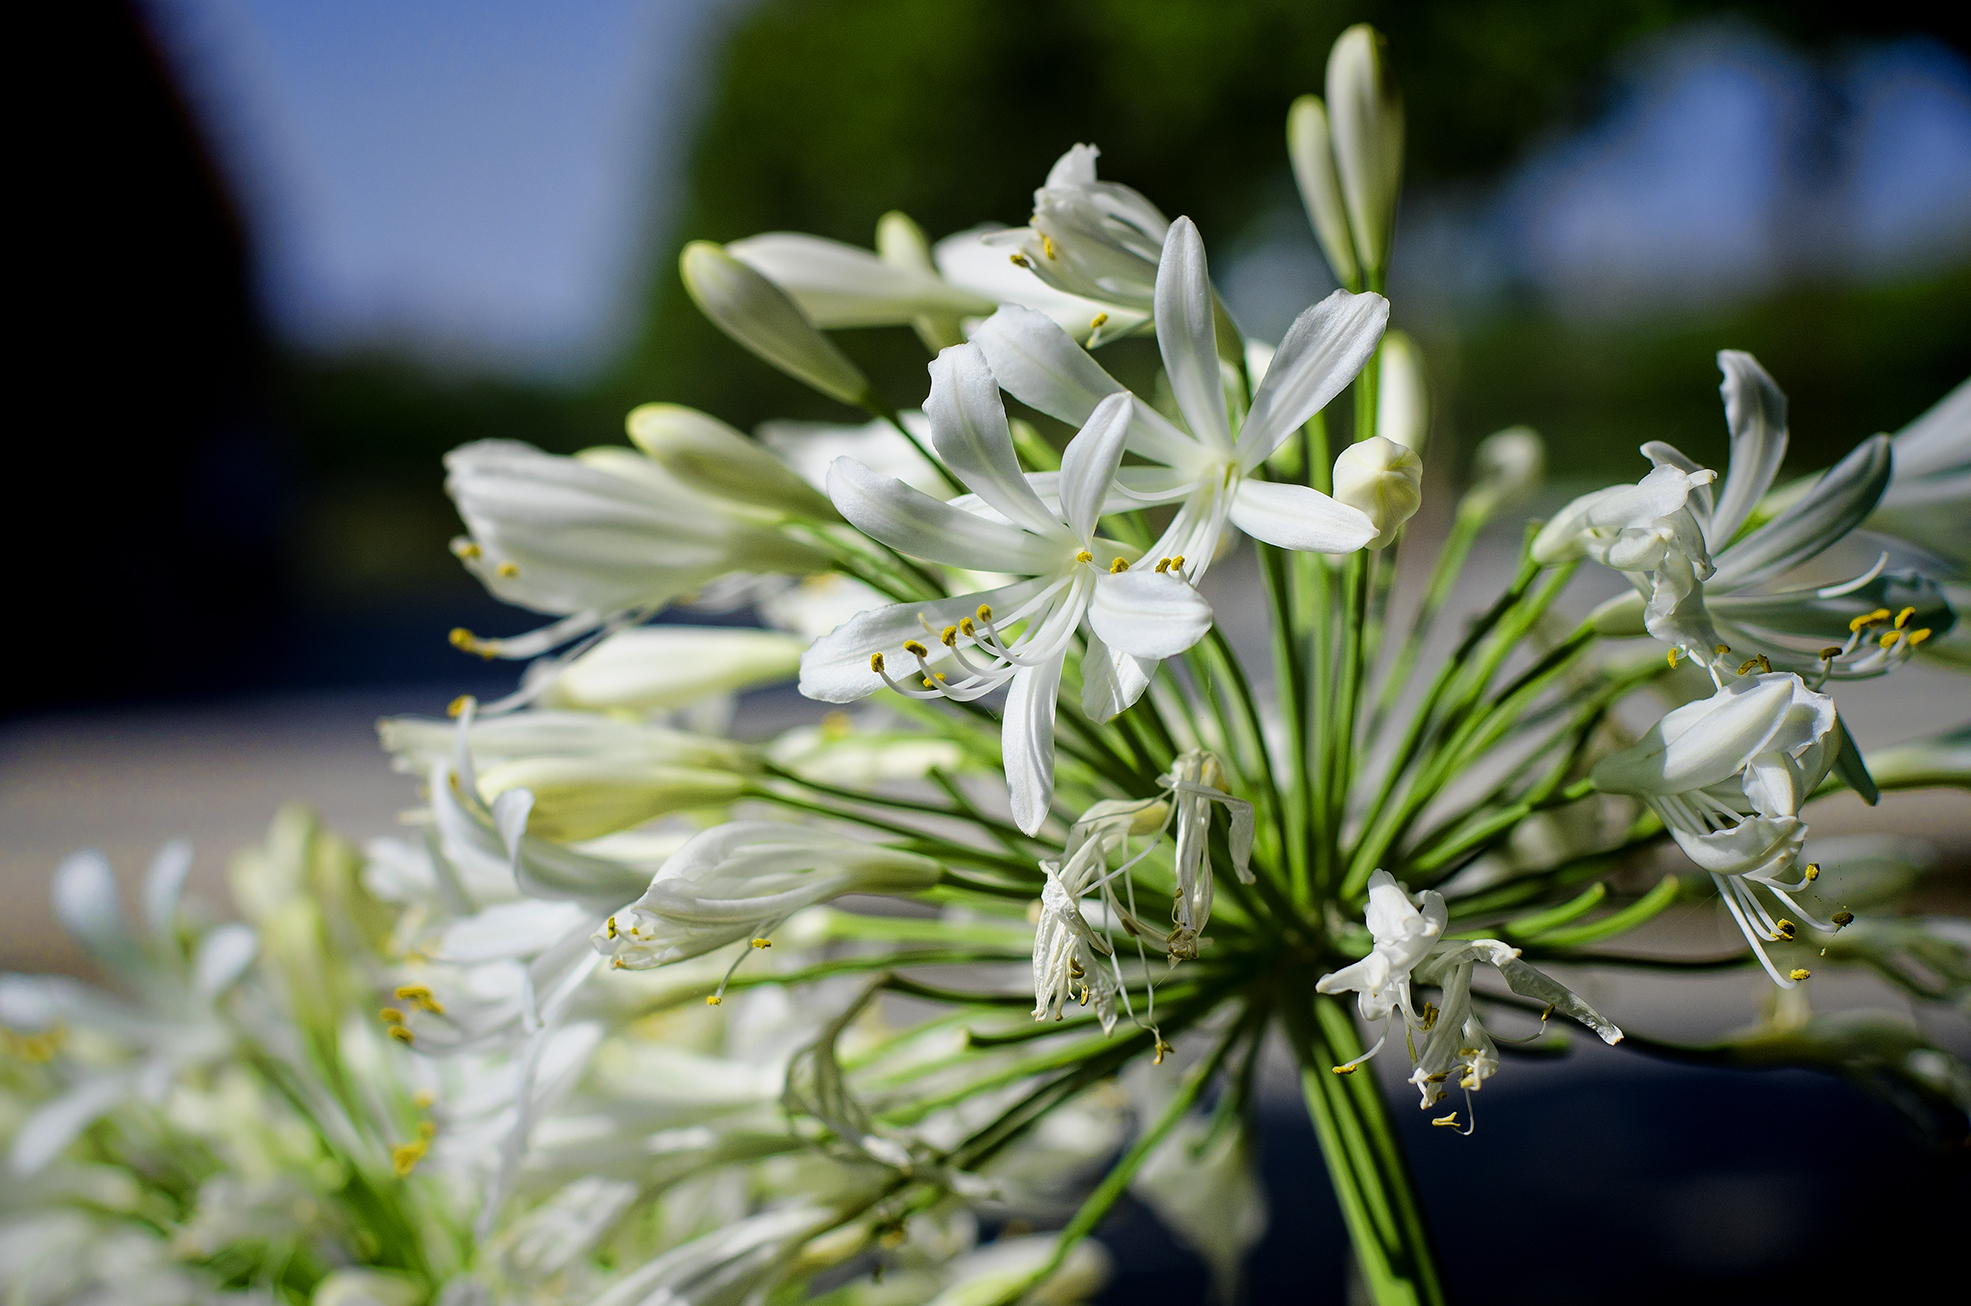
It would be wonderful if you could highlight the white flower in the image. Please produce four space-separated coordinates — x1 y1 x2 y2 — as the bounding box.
1567 352 1954 679
1333 434 1423 549
2 843 256 1175
1325 24 1404 277
530 625 807 713
1317 872 1620 1123
1592 670 1844 987
1127 1062 1266 1296
758 410 948 500
625 403 838 520
592 822 942 970
799 344 1214 833
1030 799 1170 1032
680 241 873 404
982 144 1166 340
587 1203 837 1306
444 440 828 661
1463 426 1545 520
1314 870 1445 1025
1865 376 1969 577
1161 751 1254 961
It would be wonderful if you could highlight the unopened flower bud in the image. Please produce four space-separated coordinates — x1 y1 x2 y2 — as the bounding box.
1333 435 1423 549
476 757 745 844
626 403 836 520
877 210 967 352
1375 330 1427 452
1287 94 1359 289
680 241 872 405
1325 24 1404 277
538 626 806 712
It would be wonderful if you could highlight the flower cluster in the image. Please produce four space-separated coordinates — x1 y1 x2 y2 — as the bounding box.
7 22 1968 1306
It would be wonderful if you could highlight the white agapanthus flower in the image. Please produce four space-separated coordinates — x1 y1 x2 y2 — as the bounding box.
1550 352 1954 679
1161 751 1255 961
592 822 943 970
799 344 1214 833
981 143 1167 341
1592 670 1846 987
444 439 830 663
1866 375 1969 576
1032 799 1170 1031
1317 872 1620 1125
2 843 257 1175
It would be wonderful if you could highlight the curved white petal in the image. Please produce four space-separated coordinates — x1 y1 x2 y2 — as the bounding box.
141 840 194 940
927 344 1065 537
1004 657 1064 836
1238 289 1389 466
1089 571 1213 660
1712 350 1790 549
1059 393 1134 542
52 851 126 958
1712 434 1892 589
1153 218 1232 453
191 924 259 998
826 458 1062 572
971 305 1199 466
1080 629 1156 721
798 578 1051 702
1228 481 1376 554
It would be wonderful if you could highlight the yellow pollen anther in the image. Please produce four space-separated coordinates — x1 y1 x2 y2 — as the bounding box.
495 562 519 578
392 1140 428 1176
1155 558 1171 573
1737 658 1760 675
387 1026 415 1045
1090 312 1108 329
1715 644 1731 657
449 628 474 649
413 1088 437 1108
1075 550 1094 564
454 541 481 559
1895 606 1916 628
606 916 617 938
921 677 935 688
1774 919 1797 941
751 938 771 949
1756 654 1773 673
1040 233 1059 260
1109 557 1128 573
1804 863 1820 881
446 695 470 719
1667 648 1680 668
1789 968 1811 981
1851 608 1891 632
903 640 929 659
610 957 625 968
706 995 722 1006
1432 1113 1461 1128
1909 627 1932 645
394 985 444 1014
941 624 959 646
1820 646 1843 660
959 617 976 636
1879 630 1901 649
1831 910 1854 927
1331 1064 1357 1075
1153 1038 1173 1065
976 604 993 622
1171 556 1185 570
379 1008 405 1024
1009 253 1030 268
870 652 886 673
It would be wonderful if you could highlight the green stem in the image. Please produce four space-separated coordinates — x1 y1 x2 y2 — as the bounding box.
1286 989 1448 1306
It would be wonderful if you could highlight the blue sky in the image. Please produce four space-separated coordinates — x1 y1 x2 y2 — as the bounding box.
146 5 1971 373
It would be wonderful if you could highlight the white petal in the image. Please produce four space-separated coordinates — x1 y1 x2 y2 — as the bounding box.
1712 434 1891 589
1890 376 1971 481
192 924 258 998
799 578 1050 702
1153 219 1232 453
1639 441 1714 522
1228 481 1376 553
1004 659 1064 836
142 839 194 940
728 232 992 326
1058 393 1134 541
971 305 1200 466
1080 629 1154 721
926 344 1064 537
1088 571 1213 659
8 1073 136 1175
52 851 125 956
1238 290 1389 466
1711 350 1790 549
826 458 1062 572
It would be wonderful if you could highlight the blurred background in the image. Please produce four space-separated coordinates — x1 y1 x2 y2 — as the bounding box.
5 1 1968 1298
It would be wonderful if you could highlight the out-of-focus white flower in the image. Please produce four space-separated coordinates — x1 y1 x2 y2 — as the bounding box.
1865 376 1969 577
982 144 1166 341
1333 434 1424 549
1462 427 1545 520
1569 353 1954 678
758 410 948 500
1287 94 1358 289
444 441 829 662
588 1202 838 1306
527 624 806 714
1375 330 1428 452
2 843 256 1175
1127 1063 1266 1298
1592 670 1845 987
756 573 893 643
799 347 1212 832
680 241 873 405
768 713 967 785
380 708 751 777
923 1232 1113 1306
1325 24 1404 277
625 403 838 521
592 822 942 970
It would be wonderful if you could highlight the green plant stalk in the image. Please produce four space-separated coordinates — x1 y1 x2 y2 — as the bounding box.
1330 553 1375 876
1258 540 1314 903
1368 499 1488 738
1288 990 1447 1306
